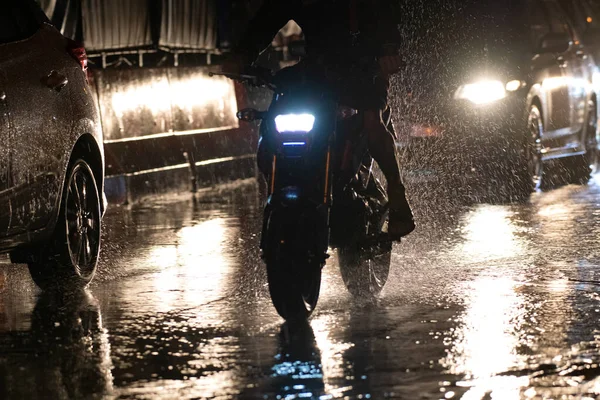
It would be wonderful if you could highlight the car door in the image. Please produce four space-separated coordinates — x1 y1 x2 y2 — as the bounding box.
0 1 73 236
546 0 590 149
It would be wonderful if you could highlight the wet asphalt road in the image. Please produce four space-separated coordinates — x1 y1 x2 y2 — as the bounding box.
3 176 600 399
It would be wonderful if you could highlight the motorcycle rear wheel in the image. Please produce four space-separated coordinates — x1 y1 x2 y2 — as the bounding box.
338 243 391 298
337 168 391 298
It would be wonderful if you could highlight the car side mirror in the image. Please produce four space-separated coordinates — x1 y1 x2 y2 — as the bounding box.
237 108 263 122
538 32 571 53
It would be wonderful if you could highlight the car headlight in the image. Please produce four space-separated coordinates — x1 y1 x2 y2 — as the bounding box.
455 80 507 105
274 113 316 133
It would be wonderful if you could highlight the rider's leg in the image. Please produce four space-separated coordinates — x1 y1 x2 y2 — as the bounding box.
364 110 415 238
330 61 414 239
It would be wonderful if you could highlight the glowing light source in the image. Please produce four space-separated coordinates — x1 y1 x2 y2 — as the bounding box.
111 76 171 117
109 73 239 136
542 76 567 90
283 186 300 200
275 114 316 133
282 142 306 146
111 75 235 116
455 80 506 105
505 80 523 92
588 16 593 23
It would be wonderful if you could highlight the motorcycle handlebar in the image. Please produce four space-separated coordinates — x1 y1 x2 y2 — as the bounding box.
208 67 275 90
208 71 255 81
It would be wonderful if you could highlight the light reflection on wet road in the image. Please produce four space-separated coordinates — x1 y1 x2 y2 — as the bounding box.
3 177 600 399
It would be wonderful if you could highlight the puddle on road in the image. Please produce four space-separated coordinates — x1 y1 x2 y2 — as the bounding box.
0 290 113 399
2 181 600 398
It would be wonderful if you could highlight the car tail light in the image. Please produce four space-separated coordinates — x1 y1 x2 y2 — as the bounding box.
66 39 88 72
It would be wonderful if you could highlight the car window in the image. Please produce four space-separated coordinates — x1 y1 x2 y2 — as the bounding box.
0 0 40 44
546 0 579 41
530 0 577 48
530 0 552 48
546 2 570 34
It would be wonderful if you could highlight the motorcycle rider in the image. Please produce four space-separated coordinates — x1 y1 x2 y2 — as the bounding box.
228 0 415 239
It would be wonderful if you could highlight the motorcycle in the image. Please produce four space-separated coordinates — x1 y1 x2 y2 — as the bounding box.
210 64 393 320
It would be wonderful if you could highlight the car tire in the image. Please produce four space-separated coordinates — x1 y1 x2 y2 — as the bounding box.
588 119 600 176
28 159 101 290
525 104 544 192
561 102 597 185
507 104 544 201
585 100 599 174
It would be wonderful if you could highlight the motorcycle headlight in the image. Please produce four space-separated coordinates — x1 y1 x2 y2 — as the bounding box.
274 113 315 133
454 80 506 105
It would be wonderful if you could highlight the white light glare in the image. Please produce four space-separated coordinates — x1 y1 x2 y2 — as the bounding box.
275 113 315 133
455 80 506 105
505 80 522 92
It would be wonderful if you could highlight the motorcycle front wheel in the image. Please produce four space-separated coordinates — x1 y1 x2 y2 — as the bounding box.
266 258 322 321
263 209 324 321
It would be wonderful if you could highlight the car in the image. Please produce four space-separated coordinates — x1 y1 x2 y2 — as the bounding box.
0 0 105 289
396 0 599 197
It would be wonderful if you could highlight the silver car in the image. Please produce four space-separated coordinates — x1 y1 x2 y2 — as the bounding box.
0 0 105 289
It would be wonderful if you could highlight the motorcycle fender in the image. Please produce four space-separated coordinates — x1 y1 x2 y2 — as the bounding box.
262 201 329 263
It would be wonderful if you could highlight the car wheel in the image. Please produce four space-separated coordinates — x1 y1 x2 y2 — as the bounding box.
28 159 101 290
561 102 596 184
585 101 599 174
527 105 544 191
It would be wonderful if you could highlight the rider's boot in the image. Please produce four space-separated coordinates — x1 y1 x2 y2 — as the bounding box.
387 180 415 239
365 110 415 240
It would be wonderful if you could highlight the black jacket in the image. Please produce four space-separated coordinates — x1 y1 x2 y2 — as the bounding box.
237 0 402 62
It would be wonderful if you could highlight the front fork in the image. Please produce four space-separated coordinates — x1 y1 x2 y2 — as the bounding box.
262 145 332 204
259 146 333 262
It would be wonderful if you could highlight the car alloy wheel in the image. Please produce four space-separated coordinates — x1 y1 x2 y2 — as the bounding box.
27 158 101 290
528 105 544 191
65 160 101 280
